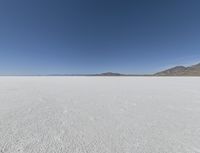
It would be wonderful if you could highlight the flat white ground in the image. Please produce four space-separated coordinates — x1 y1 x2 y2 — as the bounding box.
0 77 200 153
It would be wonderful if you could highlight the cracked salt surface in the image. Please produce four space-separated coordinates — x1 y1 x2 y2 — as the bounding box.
1 77 200 153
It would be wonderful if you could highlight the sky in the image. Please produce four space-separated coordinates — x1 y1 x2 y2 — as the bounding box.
0 0 200 75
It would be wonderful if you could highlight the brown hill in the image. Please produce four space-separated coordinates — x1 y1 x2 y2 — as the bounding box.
155 63 200 76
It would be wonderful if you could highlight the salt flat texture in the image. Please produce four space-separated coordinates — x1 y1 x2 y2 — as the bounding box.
0 77 200 153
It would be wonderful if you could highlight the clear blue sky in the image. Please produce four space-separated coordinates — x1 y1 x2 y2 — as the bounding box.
0 0 200 75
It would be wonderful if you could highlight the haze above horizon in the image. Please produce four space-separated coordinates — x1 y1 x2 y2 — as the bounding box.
0 0 200 75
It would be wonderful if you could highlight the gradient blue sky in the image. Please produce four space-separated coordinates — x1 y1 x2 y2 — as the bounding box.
0 0 200 75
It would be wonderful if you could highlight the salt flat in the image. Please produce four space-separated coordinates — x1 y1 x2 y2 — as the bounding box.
0 77 200 153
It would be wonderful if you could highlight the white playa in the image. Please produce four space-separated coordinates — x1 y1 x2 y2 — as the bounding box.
0 77 200 153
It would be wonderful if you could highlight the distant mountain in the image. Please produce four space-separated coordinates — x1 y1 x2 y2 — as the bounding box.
94 72 151 76
155 63 200 76
97 72 124 76
47 72 125 76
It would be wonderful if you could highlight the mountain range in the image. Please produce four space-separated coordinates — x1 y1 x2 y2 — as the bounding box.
2 63 200 76
97 63 200 76
155 63 200 76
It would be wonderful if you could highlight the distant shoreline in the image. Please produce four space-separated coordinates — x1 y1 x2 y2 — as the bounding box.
1 62 200 76
0 75 200 77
